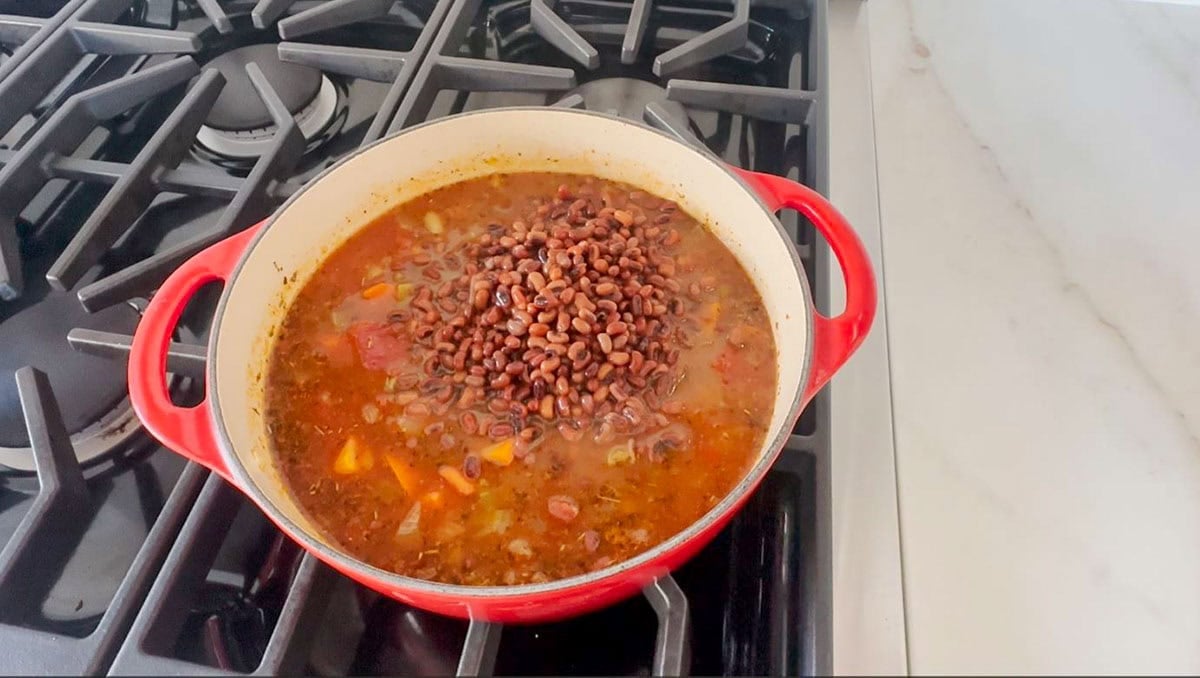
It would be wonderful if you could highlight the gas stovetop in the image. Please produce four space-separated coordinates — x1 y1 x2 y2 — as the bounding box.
0 0 831 674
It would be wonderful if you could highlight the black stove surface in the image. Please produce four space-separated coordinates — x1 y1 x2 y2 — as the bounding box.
0 0 831 674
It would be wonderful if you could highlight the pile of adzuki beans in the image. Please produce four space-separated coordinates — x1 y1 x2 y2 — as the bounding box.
402 183 695 447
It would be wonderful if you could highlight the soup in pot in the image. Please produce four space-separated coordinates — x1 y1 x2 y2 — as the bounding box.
265 172 777 586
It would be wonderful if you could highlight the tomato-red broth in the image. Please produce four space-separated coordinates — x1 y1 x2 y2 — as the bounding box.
265 172 777 585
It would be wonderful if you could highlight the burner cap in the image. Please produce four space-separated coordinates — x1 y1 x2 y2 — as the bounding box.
204 44 322 131
564 78 691 124
0 293 138 448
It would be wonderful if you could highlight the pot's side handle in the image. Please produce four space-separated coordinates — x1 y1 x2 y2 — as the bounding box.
128 223 264 480
733 168 877 406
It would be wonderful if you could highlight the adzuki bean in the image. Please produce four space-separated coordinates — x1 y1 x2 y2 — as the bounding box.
400 181 692 435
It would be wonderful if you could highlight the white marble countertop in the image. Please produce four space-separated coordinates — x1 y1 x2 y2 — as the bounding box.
826 0 1200 673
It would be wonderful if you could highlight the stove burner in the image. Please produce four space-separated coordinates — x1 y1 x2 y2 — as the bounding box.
40 487 159 629
358 605 465 675
196 44 341 162
563 77 691 123
0 293 141 471
206 45 321 131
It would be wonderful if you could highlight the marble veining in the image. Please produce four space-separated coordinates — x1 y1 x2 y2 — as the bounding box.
868 0 1200 672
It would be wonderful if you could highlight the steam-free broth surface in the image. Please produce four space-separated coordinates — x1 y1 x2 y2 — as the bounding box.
266 172 777 585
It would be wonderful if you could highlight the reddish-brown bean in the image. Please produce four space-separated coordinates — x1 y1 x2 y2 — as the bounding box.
547 495 579 522
398 181 715 446
582 530 601 552
460 412 479 435
488 422 515 439
463 454 482 479
567 341 587 362
557 422 583 442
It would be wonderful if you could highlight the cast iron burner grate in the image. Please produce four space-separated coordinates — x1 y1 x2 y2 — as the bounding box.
0 0 830 674
0 367 206 674
0 0 453 304
0 0 449 475
0 1 81 77
0 0 448 673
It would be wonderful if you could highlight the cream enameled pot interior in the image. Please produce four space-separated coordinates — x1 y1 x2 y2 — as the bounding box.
211 108 810 561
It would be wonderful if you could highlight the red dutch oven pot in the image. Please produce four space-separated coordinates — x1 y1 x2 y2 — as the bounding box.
127 108 875 623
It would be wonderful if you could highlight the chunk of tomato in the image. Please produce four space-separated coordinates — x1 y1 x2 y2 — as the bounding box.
713 342 772 388
349 322 412 372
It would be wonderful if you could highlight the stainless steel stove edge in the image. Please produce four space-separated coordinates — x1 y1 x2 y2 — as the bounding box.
824 0 907 674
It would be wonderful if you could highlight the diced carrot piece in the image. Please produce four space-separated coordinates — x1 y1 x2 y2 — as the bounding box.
384 454 419 496
334 436 369 474
421 491 445 509
480 438 515 466
438 465 476 495
361 282 392 300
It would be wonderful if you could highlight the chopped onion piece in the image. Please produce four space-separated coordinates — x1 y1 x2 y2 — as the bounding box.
394 282 415 302
480 509 514 536
424 212 444 235
362 403 381 423
606 439 635 466
396 502 421 536
329 308 349 331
